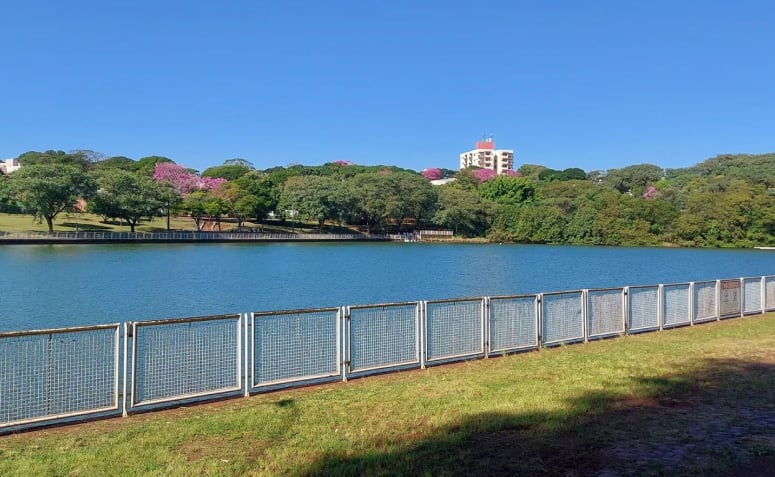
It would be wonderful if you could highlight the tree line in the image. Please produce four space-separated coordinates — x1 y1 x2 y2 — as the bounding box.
2 149 775 248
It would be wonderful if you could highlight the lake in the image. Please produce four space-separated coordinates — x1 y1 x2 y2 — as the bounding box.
1 242 774 332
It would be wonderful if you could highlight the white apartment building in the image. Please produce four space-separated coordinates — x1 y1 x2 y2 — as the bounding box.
0 158 21 175
459 138 514 175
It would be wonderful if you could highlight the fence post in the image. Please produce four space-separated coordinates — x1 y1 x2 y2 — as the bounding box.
623 286 630 335
419 301 427 369
122 322 129 417
582 289 589 343
483 297 490 358
658 285 664 331
342 307 350 382
689 282 695 326
537 293 544 349
244 313 250 397
761 276 766 315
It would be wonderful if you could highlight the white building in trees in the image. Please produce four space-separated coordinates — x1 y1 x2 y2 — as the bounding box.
459 138 514 175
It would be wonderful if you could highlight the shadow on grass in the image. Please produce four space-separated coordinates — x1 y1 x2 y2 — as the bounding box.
298 359 775 477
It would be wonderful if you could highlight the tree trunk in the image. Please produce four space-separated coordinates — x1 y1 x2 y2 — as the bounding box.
45 215 54 233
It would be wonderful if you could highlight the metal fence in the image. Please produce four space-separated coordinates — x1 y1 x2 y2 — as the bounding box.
0 231 394 243
2 275 773 432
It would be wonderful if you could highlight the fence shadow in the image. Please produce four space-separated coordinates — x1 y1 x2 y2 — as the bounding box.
298 359 775 477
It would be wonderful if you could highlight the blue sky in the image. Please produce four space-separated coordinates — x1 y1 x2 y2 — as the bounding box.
2 1 773 174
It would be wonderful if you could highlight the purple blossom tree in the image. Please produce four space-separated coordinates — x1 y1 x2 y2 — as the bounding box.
153 163 226 195
421 168 443 181
472 168 498 183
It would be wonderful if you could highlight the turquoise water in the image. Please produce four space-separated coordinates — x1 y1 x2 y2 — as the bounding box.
1 242 774 332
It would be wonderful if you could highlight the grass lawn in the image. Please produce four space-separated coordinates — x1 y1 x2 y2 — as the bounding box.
1 315 774 476
0 212 353 235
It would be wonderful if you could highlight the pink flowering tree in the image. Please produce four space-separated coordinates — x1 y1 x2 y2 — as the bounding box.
421 168 443 181
153 163 226 195
472 168 498 183
331 160 354 166
643 185 657 199
153 163 228 230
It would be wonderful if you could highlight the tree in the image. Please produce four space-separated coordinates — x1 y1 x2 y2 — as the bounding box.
421 168 443 181
478 176 537 205
17 150 91 170
9 164 96 232
217 181 261 229
432 185 496 237
182 190 215 231
89 170 163 232
134 156 174 176
92 156 136 172
605 164 664 193
232 171 277 225
201 164 253 181
279 176 339 227
153 162 226 194
388 172 437 231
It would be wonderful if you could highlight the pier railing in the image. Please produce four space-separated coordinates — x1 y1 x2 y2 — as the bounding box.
2 275 773 432
0 231 398 243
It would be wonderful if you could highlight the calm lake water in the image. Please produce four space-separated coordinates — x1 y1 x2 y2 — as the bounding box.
1 242 774 332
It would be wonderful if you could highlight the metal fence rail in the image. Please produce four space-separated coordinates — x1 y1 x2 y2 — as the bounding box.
587 288 625 339
542 291 585 345
3 274 773 433
0 325 119 428
425 298 485 363
0 231 395 242
130 315 242 408
250 308 341 389
488 295 539 354
346 302 421 377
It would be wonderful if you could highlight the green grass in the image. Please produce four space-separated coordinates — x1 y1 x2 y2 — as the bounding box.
1 316 774 476
0 212 356 235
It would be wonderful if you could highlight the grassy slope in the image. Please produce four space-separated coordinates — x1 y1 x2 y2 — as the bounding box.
1 315 774 476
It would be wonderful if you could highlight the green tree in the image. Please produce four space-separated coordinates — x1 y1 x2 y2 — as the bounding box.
182 190 217 231
432 185 496 237
134 156 174 176
9 164 96 232
201 164 253 181
217 181 261 229
478 176 537 205
89 170 162 232
390 172 437 230
17 150 91 170
605 164 664 193
279 176 339 227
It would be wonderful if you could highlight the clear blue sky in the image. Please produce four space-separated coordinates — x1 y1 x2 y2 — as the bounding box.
2 1 773 174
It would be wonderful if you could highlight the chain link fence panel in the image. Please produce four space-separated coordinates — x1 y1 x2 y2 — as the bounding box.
488 295 539 354
425 298 484 363
542 291 584 345
251 308 340 389
1 325 119 428
130 315 241 408
347 302 420 376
